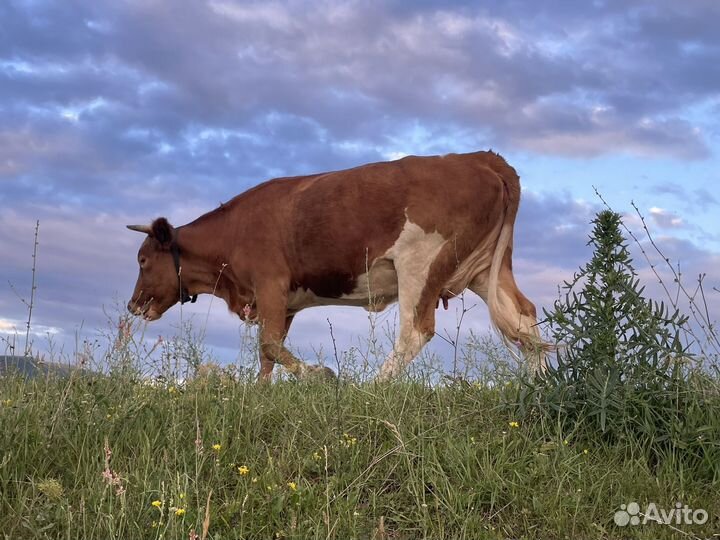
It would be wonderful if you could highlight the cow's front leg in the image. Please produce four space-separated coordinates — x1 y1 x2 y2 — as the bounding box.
256 283 335 381
258 314 294 383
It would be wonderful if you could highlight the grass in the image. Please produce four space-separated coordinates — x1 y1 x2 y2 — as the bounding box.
2 362 719 540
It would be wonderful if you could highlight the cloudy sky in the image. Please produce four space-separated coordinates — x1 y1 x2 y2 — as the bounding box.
1 0 719 370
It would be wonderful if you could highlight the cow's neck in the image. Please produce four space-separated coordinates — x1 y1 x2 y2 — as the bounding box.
174 220 252 311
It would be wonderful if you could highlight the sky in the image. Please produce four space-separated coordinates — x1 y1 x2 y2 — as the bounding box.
1 0 719 371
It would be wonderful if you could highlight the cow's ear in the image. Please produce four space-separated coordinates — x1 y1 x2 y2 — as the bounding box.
151 217 175 248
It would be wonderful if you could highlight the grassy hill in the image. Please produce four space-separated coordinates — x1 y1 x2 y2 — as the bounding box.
1 365 718 539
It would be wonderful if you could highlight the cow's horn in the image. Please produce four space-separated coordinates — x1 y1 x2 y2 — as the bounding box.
127 224 152 234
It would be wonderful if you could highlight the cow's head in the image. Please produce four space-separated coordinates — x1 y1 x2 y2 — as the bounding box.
126 217 182 321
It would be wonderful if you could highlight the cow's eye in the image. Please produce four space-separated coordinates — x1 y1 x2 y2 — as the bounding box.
139 257 147 267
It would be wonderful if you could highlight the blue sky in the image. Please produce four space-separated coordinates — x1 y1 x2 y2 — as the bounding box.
1 0 719 369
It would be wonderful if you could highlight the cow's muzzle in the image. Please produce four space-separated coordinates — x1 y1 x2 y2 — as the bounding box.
127 299 155 320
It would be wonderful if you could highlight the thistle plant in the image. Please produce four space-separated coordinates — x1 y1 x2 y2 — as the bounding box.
547 210 689 389
516 210 709 461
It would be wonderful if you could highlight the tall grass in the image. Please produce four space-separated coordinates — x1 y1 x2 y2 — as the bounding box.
2 362 719 539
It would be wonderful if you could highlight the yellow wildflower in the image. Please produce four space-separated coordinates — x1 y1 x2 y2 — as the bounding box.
151 500 162 508
509 421 520 429
583 448 589 455
212 443 222 452
38 478 64 500
342 433 358 447
237 465 249 475
563 439 569 446
312 451 322 461
287 482 297 491
175 508 186 516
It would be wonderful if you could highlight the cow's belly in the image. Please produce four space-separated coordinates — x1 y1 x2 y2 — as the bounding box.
287 258 398 313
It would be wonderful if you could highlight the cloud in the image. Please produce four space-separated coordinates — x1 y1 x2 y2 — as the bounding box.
649 207 685 228
0 318 60 337
653 182 719 212
2 0 718 213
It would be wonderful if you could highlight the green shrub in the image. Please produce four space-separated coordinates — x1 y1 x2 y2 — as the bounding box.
514 210 720 480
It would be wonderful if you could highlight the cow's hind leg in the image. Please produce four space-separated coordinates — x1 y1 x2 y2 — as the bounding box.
469 253 546 372
376 276 437 381
377 241 457 381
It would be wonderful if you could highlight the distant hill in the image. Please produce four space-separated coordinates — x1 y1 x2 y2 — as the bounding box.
0 355 80 378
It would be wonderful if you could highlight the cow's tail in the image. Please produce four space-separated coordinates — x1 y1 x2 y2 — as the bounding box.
486 167 520 345
484 155 545 368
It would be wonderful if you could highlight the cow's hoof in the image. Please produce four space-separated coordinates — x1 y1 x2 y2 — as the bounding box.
301 365 336 381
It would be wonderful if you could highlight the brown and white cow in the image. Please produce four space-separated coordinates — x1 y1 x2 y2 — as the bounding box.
127 150 544 381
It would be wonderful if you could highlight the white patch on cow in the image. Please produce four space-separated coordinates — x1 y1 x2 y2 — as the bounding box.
339 257 399 311
286 288 321 312
377 219 447 380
